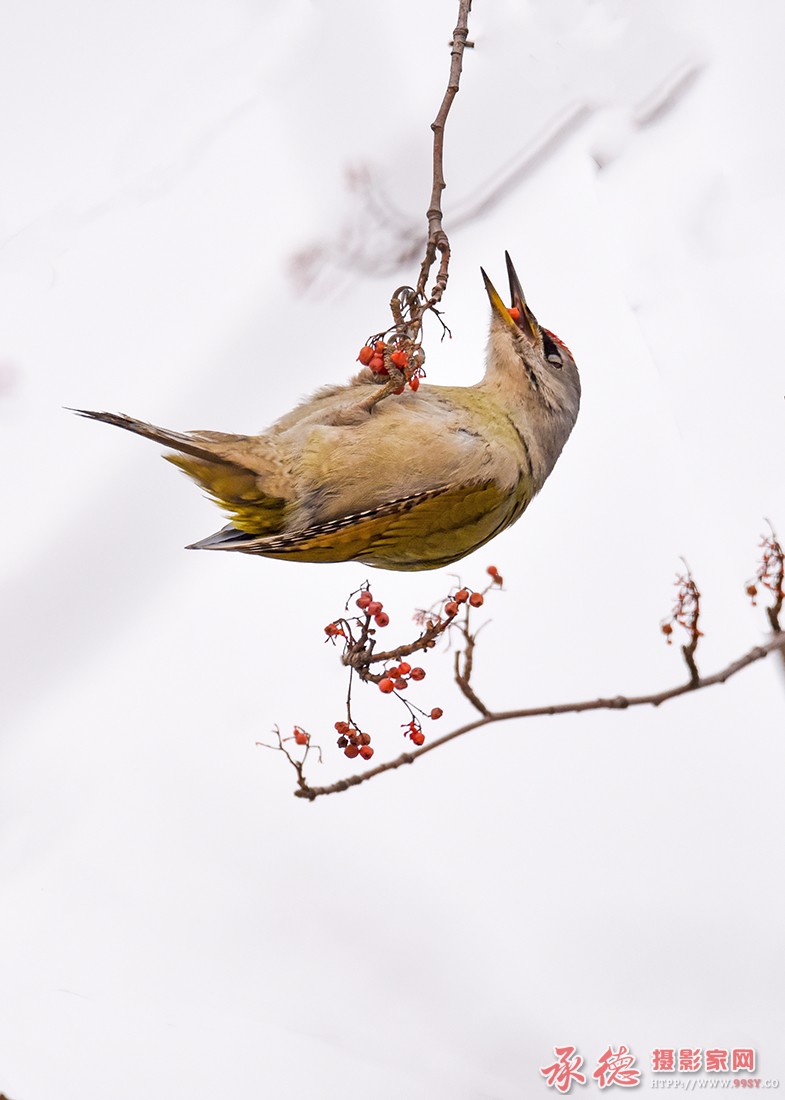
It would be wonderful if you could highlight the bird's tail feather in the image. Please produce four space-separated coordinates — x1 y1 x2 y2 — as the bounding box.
72 408 288 535
70 409 239 467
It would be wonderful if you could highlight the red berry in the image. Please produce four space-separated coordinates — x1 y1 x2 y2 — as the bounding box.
469 592 484 607
508 306 521 321
392 385 405 395
360 732 371 746
369 356 386 374
390 350 408 368
444 601 459 617
344 744 360 759
746 584 758 597
455 588 469 603
337 736 348 748
398 662 411 675
324 622 344 637
409 375 420 392
410 667 425 681
379 678 395 693
358 345 374 365
430 707 443 720
374 612 390 627
375 340 386 353
356 592 372 609
359 745 374 760
661 623 673 636
487 565 499 576
394 678 407 691
367 601 383 615
411 731 425 746
335 720 350 733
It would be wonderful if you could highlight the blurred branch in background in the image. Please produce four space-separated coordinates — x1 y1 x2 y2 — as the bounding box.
291 0 474 313
263 527 785 802
289 59 704 297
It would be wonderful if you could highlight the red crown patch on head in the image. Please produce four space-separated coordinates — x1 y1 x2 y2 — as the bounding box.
541 327 573 360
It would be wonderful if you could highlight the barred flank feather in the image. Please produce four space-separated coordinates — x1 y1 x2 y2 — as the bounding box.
189 481 531 571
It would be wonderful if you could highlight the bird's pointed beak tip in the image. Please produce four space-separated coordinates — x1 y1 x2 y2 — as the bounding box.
503 252 539 342
481 266 516 328
505 252 524 306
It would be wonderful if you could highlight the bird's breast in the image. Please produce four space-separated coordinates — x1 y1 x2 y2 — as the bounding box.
286 385 528 527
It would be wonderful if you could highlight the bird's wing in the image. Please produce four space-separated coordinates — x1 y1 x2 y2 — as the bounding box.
188 479 529 571
282 386 529 529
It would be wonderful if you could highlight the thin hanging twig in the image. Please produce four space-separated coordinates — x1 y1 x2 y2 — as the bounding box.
415 0 474 309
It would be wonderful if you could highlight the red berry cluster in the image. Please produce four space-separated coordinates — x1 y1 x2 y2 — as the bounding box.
335 720 374 761
357 341 424 393
401 706 442 747
356 588 389 628
292 726 309 747
377 660 425 694
403 718 426 746
443 586 484 618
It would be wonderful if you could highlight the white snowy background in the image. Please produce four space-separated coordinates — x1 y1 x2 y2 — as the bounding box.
1 0 784 1096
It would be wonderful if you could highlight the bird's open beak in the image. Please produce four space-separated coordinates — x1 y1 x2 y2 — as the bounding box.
481 253 540 345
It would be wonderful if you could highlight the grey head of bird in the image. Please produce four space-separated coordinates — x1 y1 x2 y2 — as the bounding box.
480 252 581 489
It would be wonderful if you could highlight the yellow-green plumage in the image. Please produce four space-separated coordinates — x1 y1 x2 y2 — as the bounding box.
236 481 531 571
165 454 288 536
153 381 537 569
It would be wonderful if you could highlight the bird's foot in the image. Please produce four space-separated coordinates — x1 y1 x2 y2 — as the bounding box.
358 364 406 413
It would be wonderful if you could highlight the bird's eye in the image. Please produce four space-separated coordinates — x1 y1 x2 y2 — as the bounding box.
541 330 563 369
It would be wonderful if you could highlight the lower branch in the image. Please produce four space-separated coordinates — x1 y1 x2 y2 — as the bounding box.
294 633 785 801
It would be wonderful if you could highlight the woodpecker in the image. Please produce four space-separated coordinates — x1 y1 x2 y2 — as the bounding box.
75 254 580 570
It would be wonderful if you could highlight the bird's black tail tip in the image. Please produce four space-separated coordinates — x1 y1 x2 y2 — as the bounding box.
186 525 258 551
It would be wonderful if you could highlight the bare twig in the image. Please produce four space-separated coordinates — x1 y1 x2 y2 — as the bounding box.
746 523 785 680
752 522 784 634
257 726 322 799
661 563 702 684
454 622 491 717
679 571 701 684
356 0 473 409
292 633 785 801
415 0 473 309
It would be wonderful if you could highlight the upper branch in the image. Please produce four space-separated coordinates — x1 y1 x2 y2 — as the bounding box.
416 0 473 307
